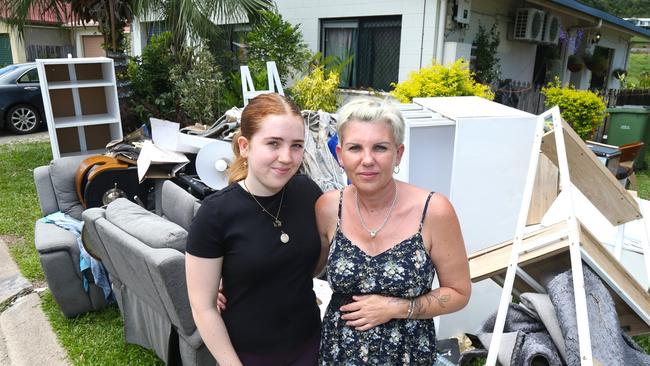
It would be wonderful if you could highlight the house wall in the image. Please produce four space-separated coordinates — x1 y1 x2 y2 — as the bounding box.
589 28 631 89
0 23 26 63
275 0 440 83
22 26 73 60
72 27 104 57
452 0 634 89
24 26 70 47
554 15 633 89
445 0 538 84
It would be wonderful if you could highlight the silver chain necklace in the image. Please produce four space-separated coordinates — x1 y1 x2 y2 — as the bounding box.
243 180 290 244
355 180 398 239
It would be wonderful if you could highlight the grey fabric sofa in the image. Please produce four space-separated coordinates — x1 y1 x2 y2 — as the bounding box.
33 155 108 317
82 181 214 365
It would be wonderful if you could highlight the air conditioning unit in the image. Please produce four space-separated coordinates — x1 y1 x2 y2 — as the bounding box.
454 0 471 25
542 14 561 44
513 8 545 42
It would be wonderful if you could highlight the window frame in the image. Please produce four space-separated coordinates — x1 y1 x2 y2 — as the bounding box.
319 15 402 91
16 67 39 84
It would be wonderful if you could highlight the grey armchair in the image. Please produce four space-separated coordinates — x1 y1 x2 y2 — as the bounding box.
82 181 212 365
33 155 108 317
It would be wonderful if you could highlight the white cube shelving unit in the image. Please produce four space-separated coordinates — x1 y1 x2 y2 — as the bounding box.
395 97 539 338
36 57 123 159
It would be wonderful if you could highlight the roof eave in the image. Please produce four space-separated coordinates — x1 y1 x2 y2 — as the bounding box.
526 0 650 40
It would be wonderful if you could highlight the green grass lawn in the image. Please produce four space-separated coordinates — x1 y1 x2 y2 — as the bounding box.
627 52 650 86
3 139 650 364
0 141 162 366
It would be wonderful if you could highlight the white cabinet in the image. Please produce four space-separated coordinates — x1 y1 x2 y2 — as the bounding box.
37 57 123 159
396 96 539 338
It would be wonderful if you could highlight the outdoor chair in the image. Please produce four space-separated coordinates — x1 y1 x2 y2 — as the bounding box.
82 180 213 365
33 155 108 317
616 141 644 190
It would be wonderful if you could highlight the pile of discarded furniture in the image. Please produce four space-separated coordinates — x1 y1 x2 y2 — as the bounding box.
32 89 650 365
467 108 650 365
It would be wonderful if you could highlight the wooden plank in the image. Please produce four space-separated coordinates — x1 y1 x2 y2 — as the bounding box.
468 220 650 335
579 224 650 334
541 119 641 225
469 222 569 282
469 221 567 260
527 153 559 225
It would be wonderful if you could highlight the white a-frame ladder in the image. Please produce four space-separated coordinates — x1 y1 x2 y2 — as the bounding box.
240 61 284 106
485 106 594 366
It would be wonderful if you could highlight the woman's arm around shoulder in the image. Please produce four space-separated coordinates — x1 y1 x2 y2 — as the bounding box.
313 189 340 277
186 253 242 366
414 192 471 318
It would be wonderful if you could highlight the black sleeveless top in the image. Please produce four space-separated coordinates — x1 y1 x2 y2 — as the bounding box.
319 190 437 365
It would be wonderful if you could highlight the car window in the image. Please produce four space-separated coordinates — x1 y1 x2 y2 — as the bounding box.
17 68 39 83
0 65 19 76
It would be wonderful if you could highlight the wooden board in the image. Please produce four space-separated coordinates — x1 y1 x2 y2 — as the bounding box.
469 220 650 335
79 87 108 115
44 64 69 82
74 63 103 80
84 124 111 150
541 119 641 226
527 153 559 225
49 89 75 118
56 127 81 154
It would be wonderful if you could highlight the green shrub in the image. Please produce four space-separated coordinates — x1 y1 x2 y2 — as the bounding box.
170 49 224 125
541 79 607 139
127 32 178 124
127 32 227 126
246 10 311 85
292 65 340 112
390 59 494 103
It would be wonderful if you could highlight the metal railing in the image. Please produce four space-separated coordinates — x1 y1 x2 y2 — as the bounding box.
25 45 75 61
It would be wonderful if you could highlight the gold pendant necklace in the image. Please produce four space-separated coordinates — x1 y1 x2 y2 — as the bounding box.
243 180 290 244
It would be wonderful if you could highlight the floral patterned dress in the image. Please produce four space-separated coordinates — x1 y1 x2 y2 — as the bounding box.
319 191 437 365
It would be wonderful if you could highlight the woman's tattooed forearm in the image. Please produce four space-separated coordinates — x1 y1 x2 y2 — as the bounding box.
413 289 451 317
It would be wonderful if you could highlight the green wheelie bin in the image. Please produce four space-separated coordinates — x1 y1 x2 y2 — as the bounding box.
606 106 650 169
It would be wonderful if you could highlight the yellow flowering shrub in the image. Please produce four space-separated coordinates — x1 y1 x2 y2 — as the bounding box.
293 66 340 112
541 79 607 140
390 59 494 103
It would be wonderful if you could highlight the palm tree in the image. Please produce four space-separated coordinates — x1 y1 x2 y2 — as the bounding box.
131 0 272 52
1 0 272 53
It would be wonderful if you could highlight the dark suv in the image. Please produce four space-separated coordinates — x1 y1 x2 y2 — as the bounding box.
0 63 45 134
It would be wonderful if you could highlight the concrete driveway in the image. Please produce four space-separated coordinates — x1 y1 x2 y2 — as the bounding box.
0 129 49 145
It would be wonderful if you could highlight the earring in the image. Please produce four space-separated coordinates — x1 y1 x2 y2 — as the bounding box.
243 160 248 167
393 165 400 174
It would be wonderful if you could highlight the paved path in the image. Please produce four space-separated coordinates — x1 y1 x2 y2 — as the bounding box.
0 238 70 366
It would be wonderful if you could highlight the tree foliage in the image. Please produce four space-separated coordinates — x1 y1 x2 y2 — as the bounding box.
245 10 311 85
1 0 272 53
472 23 501 85
577 0 650 17
127 32 225 126
170 49 224 125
